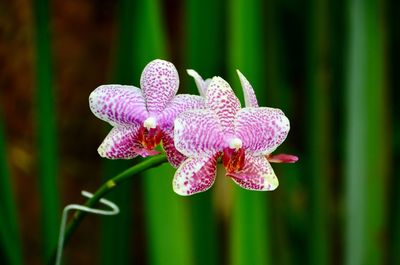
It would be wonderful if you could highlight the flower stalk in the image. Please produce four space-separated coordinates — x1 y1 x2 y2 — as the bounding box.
48 154 168 265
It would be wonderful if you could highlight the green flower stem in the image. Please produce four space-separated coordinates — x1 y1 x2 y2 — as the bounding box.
47 154 168 265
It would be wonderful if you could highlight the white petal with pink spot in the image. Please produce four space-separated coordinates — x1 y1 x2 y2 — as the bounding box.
236 70 259 108
228 154 278 191
174 109 226 157
235 107 290 155
206 77 241 135
157 94 205 128
98 125 141 159
173 155 218 196
140 59 179 114
187 69 207 97
89 85 148 126
161 127 187 168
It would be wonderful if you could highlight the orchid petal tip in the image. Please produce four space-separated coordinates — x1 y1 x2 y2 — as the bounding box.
186 69 196 75
264 174 279 191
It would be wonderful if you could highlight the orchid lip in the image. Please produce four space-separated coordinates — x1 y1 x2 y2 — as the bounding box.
143 117 157 129
222 146 245 173
137 125 162 151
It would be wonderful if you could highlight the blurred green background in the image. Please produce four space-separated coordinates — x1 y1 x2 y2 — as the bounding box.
0 0 398 264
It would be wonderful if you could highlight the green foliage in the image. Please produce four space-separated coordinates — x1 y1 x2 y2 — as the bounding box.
143 164 194 265
0 117 22 265
33 0 60 260
306 0 331 263
345 0 388 264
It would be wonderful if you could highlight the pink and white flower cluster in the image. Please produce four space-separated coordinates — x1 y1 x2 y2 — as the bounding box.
89 59 297 196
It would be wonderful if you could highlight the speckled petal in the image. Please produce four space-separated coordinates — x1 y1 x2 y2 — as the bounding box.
173 154 219 196
89 85 148 126
98 125 141 159
161 128 187 168
206 77 241 134
174 109 226 157
237 70 259 108
227 154 278 191
140 59 179 114
235 107 290 155
187 69 207 97
157 94 205 128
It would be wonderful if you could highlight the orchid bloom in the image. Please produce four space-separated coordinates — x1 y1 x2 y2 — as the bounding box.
188 69 298 164
89 59 204 167
173 76 291 195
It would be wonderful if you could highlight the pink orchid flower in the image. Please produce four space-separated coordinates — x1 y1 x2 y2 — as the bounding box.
89 59 204 167
173 76 292 195
236 70 298 163
188 69 298 164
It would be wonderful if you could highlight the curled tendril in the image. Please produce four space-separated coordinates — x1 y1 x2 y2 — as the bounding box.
55 191 120 265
